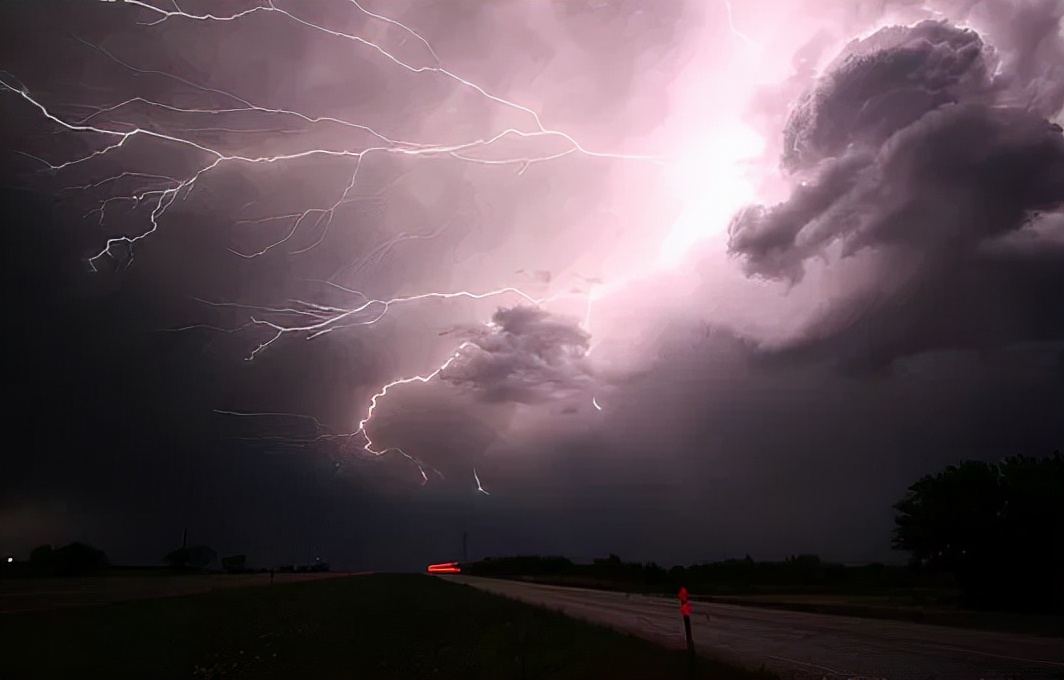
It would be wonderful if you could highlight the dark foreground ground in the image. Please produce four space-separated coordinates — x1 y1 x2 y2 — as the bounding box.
451 576 1064 680
496 575 1064 638
0 572 347 614
0 574 771 680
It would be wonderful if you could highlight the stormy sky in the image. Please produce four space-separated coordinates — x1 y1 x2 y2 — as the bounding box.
1 0 1061 571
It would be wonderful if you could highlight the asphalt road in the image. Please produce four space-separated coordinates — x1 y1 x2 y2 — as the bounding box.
447 576 1064 680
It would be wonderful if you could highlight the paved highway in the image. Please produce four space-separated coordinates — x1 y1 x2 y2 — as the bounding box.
447 576 1064 680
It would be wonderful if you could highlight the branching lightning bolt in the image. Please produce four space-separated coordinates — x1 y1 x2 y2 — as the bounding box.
201 284 567 484
3 0 642 488
473 467 490 496
723 0 758 49
192 285 556 360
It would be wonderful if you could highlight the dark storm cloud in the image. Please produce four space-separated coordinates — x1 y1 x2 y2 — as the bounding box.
3 0 1062 577
782 20 998 171
960 0 1064 119
0 0 704 570
591 320 1063 565
726 17 1064 367
731 104 1064 280
731 19 1064 279
440 306 594 403
725 150 872 282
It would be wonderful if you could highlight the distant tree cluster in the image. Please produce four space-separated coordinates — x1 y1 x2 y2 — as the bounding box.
26 543 109 576
221 554 248 573
661 554 936 594
464 552 932 596
164 545 218 571
466 555 578 577
277 559 330 573
893 452 1064 613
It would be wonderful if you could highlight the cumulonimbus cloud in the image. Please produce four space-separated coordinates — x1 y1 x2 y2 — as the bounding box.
439 305 595 403
729 19 1064 283
722 15 1064 370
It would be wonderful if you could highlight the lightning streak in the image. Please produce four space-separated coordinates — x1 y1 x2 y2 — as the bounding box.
196 285 553 360
473 467 490 495
205 285 552 484
2 0 652 487
357 341 475 457
0 75 630 270
213 410 329 430
200 283 565 485
123 0 647 161
723 0 758 49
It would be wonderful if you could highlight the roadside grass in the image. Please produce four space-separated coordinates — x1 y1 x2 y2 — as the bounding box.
703 593 1064 638
0 573 775 680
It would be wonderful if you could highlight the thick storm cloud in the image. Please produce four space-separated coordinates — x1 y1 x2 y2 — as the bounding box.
2 0 1061 571
731 20 1064 278
783 21 999 171
727 16 1064 366
440 306 594 403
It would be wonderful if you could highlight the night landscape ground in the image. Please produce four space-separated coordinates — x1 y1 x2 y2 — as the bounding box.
0 574 769 680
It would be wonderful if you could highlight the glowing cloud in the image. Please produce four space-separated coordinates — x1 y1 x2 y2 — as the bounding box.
658 120 765 266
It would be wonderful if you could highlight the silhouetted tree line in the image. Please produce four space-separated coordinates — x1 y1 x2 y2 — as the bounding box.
465 553 941 596
277 560 331 573
164 545 218 571
893 452 1063 614
468 452 1063 615
3 539 316 578
8 543 112 576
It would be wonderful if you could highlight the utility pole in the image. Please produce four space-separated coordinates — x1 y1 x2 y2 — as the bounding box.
462 531 468 564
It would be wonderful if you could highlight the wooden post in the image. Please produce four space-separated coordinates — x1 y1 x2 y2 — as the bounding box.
683 613 693 651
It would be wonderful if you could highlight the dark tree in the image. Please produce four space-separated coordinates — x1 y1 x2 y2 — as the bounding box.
165 545 217 570
53 543 109 575
27 543 108 576
164 548 190 569
893 452 1064 613
222 554 247 573
643 562 667 586
29 544 54 566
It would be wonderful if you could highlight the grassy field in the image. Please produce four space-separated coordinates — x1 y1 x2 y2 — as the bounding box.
0 574 775 679
0 572 346 613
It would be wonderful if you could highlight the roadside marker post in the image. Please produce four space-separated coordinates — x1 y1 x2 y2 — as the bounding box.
678 586 694 658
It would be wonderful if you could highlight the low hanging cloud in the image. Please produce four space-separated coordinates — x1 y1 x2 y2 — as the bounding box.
439 306 595 403
724 16 1064 368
